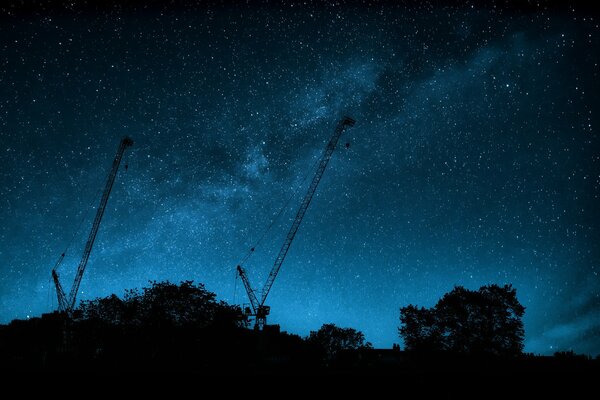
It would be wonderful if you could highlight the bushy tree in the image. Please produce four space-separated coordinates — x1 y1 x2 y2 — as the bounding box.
307 323 372 361
78 280 246 329
399 284 525 356
399 305 443 351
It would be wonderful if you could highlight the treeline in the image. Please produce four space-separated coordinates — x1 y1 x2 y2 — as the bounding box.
0 281 371 371
0 280 597 375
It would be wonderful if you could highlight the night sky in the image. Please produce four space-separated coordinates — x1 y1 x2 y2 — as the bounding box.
0 1 598 355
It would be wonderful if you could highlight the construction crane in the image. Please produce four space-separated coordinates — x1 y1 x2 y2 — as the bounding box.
237 116 355 329
52 136 133 314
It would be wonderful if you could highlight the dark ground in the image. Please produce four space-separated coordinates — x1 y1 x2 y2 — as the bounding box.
1 312 597 383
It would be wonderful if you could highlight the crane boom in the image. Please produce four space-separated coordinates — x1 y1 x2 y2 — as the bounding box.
237 117 355 329
53 136 133 313
259 116 355 305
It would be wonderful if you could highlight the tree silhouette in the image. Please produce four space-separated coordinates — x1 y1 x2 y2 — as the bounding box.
78 280 246 328
307 323 372 361
399 305 443 352
399 284 525 356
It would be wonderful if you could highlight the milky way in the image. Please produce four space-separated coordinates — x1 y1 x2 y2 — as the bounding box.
0 1 598 355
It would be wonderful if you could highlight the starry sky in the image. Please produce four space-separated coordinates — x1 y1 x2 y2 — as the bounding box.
0 1 598 355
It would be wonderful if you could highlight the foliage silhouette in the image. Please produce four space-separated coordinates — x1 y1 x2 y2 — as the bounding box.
400 284 525 355
1 280 597 380
78 280 246 329
307 323 372 361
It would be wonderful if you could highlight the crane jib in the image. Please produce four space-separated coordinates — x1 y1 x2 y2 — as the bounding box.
237 116 355 329
52 136 133 314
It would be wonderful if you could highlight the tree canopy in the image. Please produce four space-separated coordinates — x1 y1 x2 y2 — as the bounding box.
307 323 372 361
77 280 246 329
399 284 525 356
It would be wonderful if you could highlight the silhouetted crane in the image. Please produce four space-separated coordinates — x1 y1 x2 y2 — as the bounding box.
237 116 355 329
52 136 133 314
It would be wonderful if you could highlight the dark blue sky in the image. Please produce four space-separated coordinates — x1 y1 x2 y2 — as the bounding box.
0 1 598 355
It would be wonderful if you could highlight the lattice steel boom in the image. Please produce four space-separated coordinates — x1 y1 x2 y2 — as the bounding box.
52 136 133 314
260 116 355 305
237 116 355 329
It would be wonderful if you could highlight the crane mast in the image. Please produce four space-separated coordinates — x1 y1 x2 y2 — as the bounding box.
52 136 133 314
238 116 355 329
236 265 260 315
52 264 68 312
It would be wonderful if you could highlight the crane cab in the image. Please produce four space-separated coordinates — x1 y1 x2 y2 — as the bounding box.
257 305 270 319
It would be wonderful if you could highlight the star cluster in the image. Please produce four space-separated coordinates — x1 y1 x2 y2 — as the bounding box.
0 1 598 355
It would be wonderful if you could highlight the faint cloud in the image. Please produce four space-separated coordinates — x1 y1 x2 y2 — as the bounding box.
545 313 600 340
527 291 600 355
